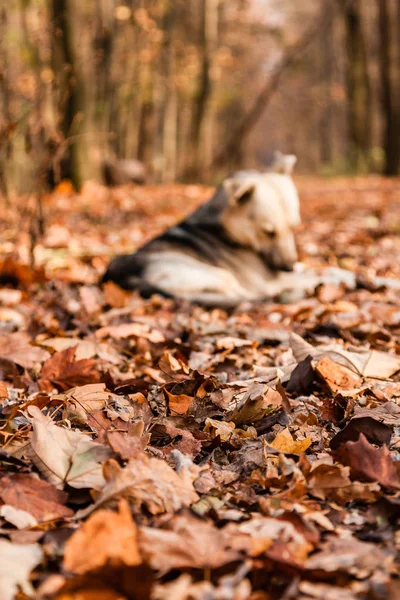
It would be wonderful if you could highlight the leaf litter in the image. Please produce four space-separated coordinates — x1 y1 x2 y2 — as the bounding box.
1 178 400 598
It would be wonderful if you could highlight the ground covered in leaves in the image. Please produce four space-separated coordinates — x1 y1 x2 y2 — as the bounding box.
1 176 400 600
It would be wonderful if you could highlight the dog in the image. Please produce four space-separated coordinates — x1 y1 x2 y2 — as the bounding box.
102 153 356 306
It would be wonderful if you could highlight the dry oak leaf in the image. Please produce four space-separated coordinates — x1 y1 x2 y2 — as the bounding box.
0 331 50 369
333 433 400 490
0 539 43 600
77 453 199 518
0 473 73 522
139 512 240 571
64 500 141 575
269 428 311 454
39 345 100 391
28 406 111 490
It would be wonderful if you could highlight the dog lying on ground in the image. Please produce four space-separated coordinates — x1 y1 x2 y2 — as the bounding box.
102 152 358 306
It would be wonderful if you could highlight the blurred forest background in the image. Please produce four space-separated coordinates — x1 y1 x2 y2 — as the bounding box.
0 0 399 197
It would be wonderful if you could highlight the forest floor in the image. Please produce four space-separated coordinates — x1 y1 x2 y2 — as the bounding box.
1 176 400 599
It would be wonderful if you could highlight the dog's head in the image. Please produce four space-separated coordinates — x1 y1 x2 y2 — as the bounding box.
220 154 300 271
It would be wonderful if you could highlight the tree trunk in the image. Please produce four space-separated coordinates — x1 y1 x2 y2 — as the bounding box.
377 0 399 175
319 2 334 166
341 0 371 172
51 0 84 189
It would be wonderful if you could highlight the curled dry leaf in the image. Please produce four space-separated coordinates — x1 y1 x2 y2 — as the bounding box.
29 406 111 490
64 500 141 574
290 332 400 379
0 539 43 600
315 356 362 394
77 453 199 518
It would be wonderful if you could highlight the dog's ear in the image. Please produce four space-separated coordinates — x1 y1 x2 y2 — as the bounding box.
223 179 255 206
271 151 297 175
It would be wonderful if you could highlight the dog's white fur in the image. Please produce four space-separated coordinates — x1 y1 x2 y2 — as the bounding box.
103 152 358 306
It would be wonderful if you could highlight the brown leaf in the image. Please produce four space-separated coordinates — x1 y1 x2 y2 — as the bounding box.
39 346 100 391
106 424 150 460
334 433 400 490
305 536 391 577
330 416 392 450
28 406 111 490
95 322 164 343
77 453 199 518
0 474 73 522
64 500 141 574
164 389 194 415
0 331 50 369
315 356 361 394
139 512 240 571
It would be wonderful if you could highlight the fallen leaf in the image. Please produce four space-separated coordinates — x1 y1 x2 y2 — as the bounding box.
330 416 392 450
29 406 111 490
64 500 141 574
39 346 100 391
0 331 50 368
270 428 311 454
305 536 391 577
39 338 98 360
0 539 43 600
78 453 199 518
164 389 194 415
0 473 73 522
334 433 400 490
96 322 164 343
62 383 113 423
0 505 38 529
139 512 240 571
290 333 400 378
315 356 362 393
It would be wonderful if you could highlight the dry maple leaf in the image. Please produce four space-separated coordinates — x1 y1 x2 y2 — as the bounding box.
39 345 101 391
64 499 141 574
333 433 400 490
77 453 199 518
28 406 111 490
0 539 43 600
0 473 73 522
